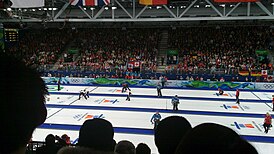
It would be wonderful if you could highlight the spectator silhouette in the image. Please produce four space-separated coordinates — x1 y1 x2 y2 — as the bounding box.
114 140 135 154
77 118 116 152
175 123 258 154
154 116 192 154
36 134 61 154
136 143 151 154
0 53 48 154
58 146 114 154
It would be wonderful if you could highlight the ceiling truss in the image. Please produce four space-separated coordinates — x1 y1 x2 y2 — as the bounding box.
0 0 273 22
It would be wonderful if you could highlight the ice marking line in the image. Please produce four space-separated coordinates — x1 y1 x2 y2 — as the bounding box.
98 114 104 118
72 138 79 144
251 91 262 100
223 104 228 109
112 99 118 104
46 104 265 118
252 121 262 132
77 112 88 121
49 92 272 103
238 104 245 111
46 108 64 120
68 98 80 105
234 122 241 130
98 98 105 104
47 97 79 119
89 86 98 93
251 91 273 110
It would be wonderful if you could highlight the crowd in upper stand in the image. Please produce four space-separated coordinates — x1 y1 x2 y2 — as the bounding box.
167 26 273 75
17 28 160 76
72 28 158 73
5 26 274 81
8 29 74 68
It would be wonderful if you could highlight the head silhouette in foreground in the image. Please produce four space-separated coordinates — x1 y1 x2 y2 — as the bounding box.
114 140 135 154
77 118 116 152
175 123 258 154
0 53 48 154
136 143 151 154
154 116 192 154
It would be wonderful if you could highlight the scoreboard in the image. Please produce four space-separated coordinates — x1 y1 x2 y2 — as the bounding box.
4 28 19 42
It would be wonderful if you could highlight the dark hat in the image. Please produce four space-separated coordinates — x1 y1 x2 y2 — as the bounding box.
78 118 115 151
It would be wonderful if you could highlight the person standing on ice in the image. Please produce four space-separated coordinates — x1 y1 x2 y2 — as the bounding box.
171 95 180 111
156 83 162 97
122 83 130 93
126 90 132 101
263 112 272 134
57 76 61 91
151 111 161 130
79 90 87 100
236 89 240 104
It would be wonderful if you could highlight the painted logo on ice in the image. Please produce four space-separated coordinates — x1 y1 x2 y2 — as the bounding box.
73 113 105 121
222 104 239 109
95 98 118 104
231 122 254 129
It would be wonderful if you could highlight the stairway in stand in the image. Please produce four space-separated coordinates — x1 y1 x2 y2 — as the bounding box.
156 30 168 73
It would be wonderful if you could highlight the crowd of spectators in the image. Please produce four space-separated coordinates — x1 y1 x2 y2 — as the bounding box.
5 26 274 81
7 28 74 68
167 26 273 75
56 28 159 77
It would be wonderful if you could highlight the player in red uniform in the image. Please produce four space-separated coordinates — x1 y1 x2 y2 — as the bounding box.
272 95 274 111
236 89 240 104
263 112 272 134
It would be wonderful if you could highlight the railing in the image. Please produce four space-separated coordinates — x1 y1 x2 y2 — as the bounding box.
35 64 273 81
25 141 45 154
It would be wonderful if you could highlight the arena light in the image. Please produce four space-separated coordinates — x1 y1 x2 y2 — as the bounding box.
205 5 211 8
83 7 87 10
156 6 162 9
32 9 36 11
219 4 225 7
6 7 11 11
271 2 274 5
38 8 42 11
43 8 47 10
104 7 109 10
53 8 57 11
111 6 117 10
90 7 95 10
194 5 200 8
48 8 52 10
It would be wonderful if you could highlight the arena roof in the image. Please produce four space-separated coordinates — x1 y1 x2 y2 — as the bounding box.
0 0 273 22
